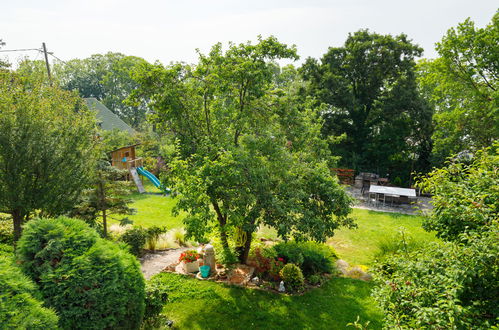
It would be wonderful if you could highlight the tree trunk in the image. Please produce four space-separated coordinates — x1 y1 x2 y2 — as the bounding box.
12 209 24 243
238 230 253 264
212 199 229 250
102 209 107 238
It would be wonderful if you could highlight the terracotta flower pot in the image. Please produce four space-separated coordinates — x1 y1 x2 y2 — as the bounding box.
182 261 199 273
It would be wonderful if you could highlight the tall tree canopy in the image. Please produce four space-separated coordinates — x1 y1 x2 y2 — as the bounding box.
417 11 499 165
0 71 98 241
54 53 150 128
132 36 354 263
301 30 433 184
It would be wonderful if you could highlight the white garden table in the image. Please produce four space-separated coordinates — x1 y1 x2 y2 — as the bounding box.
368 185 416 206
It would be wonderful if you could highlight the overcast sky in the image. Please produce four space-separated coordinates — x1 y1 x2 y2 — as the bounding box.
1 0 497 66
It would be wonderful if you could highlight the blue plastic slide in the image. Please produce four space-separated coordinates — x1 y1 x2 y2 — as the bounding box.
136 167 171 194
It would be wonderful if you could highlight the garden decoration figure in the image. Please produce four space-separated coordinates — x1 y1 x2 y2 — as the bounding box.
278 281 285 292
203 244 216 275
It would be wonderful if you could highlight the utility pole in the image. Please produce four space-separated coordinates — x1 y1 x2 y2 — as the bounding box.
42 42 52 85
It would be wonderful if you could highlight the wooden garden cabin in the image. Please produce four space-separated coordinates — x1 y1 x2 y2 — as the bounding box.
110 145 143 171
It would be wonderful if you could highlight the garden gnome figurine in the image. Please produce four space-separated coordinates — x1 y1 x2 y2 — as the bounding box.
203 244 216 273
278 281 285 292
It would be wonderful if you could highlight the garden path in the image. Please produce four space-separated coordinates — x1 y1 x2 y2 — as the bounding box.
140 247 189 279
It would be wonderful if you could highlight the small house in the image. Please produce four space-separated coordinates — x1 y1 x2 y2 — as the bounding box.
110 145 142 170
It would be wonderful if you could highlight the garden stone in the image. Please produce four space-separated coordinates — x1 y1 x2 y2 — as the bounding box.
336 259 350 275
203 244 216 273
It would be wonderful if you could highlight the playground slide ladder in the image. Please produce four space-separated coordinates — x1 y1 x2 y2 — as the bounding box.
129 167 146 193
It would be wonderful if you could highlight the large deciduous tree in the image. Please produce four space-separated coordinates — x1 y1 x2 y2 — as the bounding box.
0 72 98 242
301 30 433 184
417 11 498 165
133 37 354 263
55 53 150 128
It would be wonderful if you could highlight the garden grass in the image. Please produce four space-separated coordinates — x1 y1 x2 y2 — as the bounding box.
111 180 186 229
327 208 437 265
153 272 382 329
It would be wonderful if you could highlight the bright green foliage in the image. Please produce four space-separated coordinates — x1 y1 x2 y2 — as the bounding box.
301 30 432 183
373 231 498 329
120 226 148 256
418 11 499 164
17 217 145 329
416 144 498 241
0 215 13 245
55 53 150 127
70 159 135 237
0 71 98 241
143 279 169 327
100 128 136 152
274 241 337 276
280 263 305 292
132 36 354 263
0 254 59 329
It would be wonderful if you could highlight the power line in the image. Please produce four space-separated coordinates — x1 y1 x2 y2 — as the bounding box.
0 48 41 53
48 52 66 64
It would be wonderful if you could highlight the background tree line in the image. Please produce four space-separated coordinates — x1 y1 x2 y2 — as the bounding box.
30 9 495 186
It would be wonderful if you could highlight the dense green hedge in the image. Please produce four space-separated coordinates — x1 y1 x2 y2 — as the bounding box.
17 217 146 329
273 241 337 276
0 254 59 329
373 230 498 329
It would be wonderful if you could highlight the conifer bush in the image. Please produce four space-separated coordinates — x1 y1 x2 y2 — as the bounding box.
0 254 59 329
17 217 146 329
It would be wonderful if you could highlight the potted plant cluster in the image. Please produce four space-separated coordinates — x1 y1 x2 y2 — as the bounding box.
179 250 202 273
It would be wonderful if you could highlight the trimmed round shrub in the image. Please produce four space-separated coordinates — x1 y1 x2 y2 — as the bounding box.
0 254 59 329
279 263 304 292
17 217 146 329
120 226 147 257
17 216 99 281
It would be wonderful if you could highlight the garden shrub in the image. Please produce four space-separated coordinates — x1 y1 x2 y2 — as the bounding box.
373 230 498 329
143 278 169 326
415 145 499 241
17 217 146 329
0 254 59 329
279 263 304 292
121 226 147 256
145 226 168 251
17 217 99 281
0 215 13 245
274 241 337 276
307 274 323 286
248 246 284 280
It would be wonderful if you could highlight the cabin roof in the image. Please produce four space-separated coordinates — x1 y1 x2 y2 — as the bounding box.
109 144 140 154
84 98 135 134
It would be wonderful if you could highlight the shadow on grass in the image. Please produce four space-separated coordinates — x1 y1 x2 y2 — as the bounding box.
160 273 382 330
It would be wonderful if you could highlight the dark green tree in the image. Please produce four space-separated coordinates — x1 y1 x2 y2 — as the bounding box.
70 159 135 237
133 37 354 263
0 71 98 242
301 30 433 184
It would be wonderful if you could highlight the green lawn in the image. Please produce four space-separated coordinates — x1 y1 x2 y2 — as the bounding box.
126 188 438 329
112 181 186 229
327 208 437 265
152 272 382 329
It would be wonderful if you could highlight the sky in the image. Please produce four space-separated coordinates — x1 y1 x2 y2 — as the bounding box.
1 0 497 66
